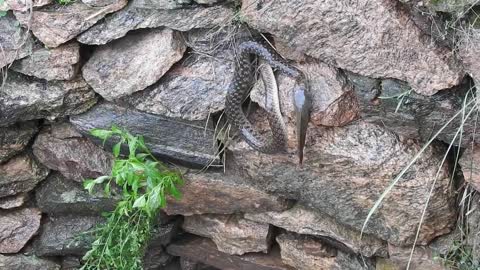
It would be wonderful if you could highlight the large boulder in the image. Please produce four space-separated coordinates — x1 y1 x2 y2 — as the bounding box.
82 28 186 101
0 72 97 127
0 121 38 163
227 120 456 246
182 214 272 255
11 42 81 81
0 208 42 253
32 123 113 183
0 153 49 198
14 0 128 47
0 254 60 270
77 0 234 45
241 0 463 95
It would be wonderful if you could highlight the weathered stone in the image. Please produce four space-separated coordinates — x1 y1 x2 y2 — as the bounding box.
377 244 447 270
35 172 119 215
183 214 272 255
14 0 127 48
167 235 295 270
459 144 480 191
0 208 41 253
0 153 49 198
0 14 33 69
458 28 480 84
0 72 97 127
251 57 359 127
70 102 220 166
348 72 478 147
0 121 38 163
125 45 233 121
164 171 291 215
81 0 119 7
143 247 172 270
82 28 185 101
35 215 102 256
77 0 233 45
427 0 479 15
245 204 387 257
0 0 52 12
61 256 81 270
0 193 28 209
11 42 80 81
131 0 188 9
228 121 456 246
143 221 178 270
465 192 480 260
32 123 113 183
276 232 375 270
241 0 463 95
0 254 60 270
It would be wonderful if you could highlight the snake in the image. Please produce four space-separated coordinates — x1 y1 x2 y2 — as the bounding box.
225 40 311 164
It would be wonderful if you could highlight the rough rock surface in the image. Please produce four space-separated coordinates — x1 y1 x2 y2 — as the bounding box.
70 102 220 166
124 41 234 121
35 172 119 215
82 28 186 101
164 171 291 215
241 0 463 95
35 215 102 256
0 154 49 198
348 72 478 147
61 257 81 270
0 254 60 270
465 192 480 259
167 235 295 270
0 72 97 127
251 57 359 127
0 121 38 163
426 0 479 14
143 221 180 269
77 0 234 45
130 0 188 9
32 123 113 183
459 144 480 191
12 42 80 81
14 0 128 47
245 204 387 257
458 28 480 84
0 194 28 209
376 244 447 270
0 14 33 69
276 232 374 270
182 214 272 255
0 0 52 12
228 121 456 246
0 208 42 253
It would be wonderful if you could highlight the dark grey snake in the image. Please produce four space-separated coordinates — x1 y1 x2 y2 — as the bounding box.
225 41 311 164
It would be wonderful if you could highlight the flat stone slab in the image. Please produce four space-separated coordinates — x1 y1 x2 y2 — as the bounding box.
12 42 80 81
0 14 34 69
32 123 113 183
0 153 49 198
182 214 272 255
77 0 233 45
0 208 42 253
0 72 97 127
167 235 295 270
14 0 127 47
0 121 38 163
164 171 291 215
82 28 186 101
70 102 220 167
35 172 119 215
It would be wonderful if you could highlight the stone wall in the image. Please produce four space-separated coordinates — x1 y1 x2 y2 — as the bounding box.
1 0 480 269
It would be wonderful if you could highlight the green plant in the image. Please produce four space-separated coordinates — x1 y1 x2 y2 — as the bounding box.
80 126 183 270
56 0 75 5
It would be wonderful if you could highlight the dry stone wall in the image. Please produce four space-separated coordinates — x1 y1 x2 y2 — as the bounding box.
1 0 480 269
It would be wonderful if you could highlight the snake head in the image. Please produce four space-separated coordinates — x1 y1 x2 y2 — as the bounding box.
293 82 312 165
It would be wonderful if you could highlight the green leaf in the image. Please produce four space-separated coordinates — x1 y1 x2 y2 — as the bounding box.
133 195 146 208
83 180 95 194
113 142 121 157
90 129 112 140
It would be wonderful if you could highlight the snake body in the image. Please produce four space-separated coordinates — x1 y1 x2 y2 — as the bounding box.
225 41 311 163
